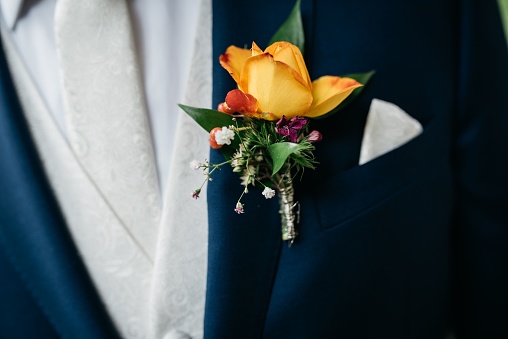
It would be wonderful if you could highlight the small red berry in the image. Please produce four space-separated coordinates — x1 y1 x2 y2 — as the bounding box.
225 89 257 113
209 127 222 149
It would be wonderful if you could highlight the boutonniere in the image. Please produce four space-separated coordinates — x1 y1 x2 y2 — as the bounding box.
181 0 373 244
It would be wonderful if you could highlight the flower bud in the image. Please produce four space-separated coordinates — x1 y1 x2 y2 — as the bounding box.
218 102 234 114
307 130 323 143
225 89 258 113
209 127 223 149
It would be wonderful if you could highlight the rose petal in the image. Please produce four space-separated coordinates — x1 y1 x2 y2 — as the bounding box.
265 42 312 88
219 45 252 84
240 53 313 120
305 76 363 118
251 41 263 56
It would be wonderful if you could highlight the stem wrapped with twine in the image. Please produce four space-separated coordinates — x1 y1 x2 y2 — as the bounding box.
277 167 299 243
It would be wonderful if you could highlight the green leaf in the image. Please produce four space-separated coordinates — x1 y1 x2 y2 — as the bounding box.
267 142 307 176
499 0 508 47
179 104 243 159
268 0 305 53
178 104 242 132
313 70 376 120
291 151 315 169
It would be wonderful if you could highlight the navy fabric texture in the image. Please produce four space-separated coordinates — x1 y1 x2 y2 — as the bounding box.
207 0 508 338
0 0 506 338
453 0 508 337
0 247 58 338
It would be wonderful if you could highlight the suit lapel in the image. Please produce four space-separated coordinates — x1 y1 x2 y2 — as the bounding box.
147 0 211 336
204 1 314 337
0 39 119 338
0 20 158 337
205 164 282 338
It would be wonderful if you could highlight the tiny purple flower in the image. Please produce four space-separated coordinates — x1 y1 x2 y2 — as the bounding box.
275 116 308 142
289 116 307 129
307 130 323 143
192 189 201 199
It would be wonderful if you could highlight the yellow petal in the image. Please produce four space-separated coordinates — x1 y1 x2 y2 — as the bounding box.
240 53 313 120
305 76 363 118
251 41 263 56
265 42 311 88
219 45 252 84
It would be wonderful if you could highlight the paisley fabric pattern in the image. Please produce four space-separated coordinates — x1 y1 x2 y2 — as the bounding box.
1 26 153 338
55 0 162 261
147 0 211 337
1 0 211 337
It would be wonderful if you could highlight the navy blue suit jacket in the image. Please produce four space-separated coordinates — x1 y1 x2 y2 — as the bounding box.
0 0 507 338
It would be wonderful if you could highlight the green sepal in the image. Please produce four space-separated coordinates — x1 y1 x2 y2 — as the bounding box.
313 70 376 120
178 104 243 159
267 141 307 176
268 0 305 53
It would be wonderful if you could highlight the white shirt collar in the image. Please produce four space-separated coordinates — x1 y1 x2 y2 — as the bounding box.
0 0 26 30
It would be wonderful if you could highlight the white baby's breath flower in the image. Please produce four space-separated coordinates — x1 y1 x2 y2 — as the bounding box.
262 187 276 199
234 202 244 214
189 160 201 170
215 126 235 145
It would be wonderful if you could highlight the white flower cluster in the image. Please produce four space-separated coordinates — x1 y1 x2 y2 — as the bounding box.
189 160 201 170
262 187 276 199
215 127 235 145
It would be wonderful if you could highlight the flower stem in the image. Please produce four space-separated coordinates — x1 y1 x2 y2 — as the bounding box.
277 166 299 244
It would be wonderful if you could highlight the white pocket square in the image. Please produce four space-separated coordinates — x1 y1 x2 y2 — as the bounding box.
359 98 423 165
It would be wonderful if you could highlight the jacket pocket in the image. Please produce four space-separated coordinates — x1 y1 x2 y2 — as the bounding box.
312 116 449 231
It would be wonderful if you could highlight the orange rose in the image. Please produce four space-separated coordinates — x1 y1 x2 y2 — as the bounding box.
219 41 362 120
